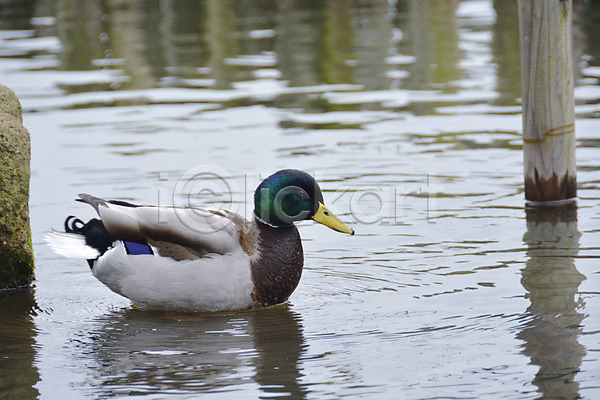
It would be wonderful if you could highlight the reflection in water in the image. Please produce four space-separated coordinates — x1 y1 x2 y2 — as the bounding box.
519 206 586 399
87 305 306 398
491 0 520 105
277 0 327 89
160 0 207 80
30 0 600 111
582 0 600 66
348 0 392 91
0 288 40 400
402 0 460 91
52 0 403 101
322 0 354 86
56 0 106 72
10 0 600 106
206 0 239 89
107 0 160 90
251 305 307 399
0 0 35 30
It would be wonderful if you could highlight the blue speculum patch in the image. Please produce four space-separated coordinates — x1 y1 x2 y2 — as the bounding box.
124 241 153 255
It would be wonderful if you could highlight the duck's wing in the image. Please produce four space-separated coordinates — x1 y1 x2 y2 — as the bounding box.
78 193 249 256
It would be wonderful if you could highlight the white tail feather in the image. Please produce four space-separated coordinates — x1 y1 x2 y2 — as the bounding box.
44 231 100 259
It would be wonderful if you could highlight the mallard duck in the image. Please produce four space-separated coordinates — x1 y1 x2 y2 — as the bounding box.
46 169 353 312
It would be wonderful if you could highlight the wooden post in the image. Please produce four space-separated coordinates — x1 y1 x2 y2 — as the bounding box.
518 0 576 204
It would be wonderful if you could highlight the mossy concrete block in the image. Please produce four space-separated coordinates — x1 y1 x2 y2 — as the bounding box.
0 84 34 289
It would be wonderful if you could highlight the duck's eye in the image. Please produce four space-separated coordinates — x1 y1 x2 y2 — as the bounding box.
324 211 329 216
297 189 309 200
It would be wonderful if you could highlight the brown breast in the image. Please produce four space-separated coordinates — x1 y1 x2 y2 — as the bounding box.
250 220 304 308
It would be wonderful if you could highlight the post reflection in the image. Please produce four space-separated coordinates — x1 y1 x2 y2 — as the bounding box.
89 304 306 398
519 205 586 399
0 288 40 400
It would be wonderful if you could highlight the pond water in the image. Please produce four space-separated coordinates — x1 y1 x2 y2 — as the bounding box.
1 0 600 399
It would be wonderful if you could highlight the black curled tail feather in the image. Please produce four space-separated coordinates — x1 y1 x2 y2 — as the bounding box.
65 216 86 233
65 215 116 257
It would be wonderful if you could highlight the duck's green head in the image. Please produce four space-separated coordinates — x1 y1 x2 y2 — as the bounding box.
254 169 354 234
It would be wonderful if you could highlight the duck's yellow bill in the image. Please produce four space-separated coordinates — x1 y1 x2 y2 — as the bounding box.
312 202 354 235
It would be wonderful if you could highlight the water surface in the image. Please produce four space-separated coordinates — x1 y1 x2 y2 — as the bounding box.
1 0 600 399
